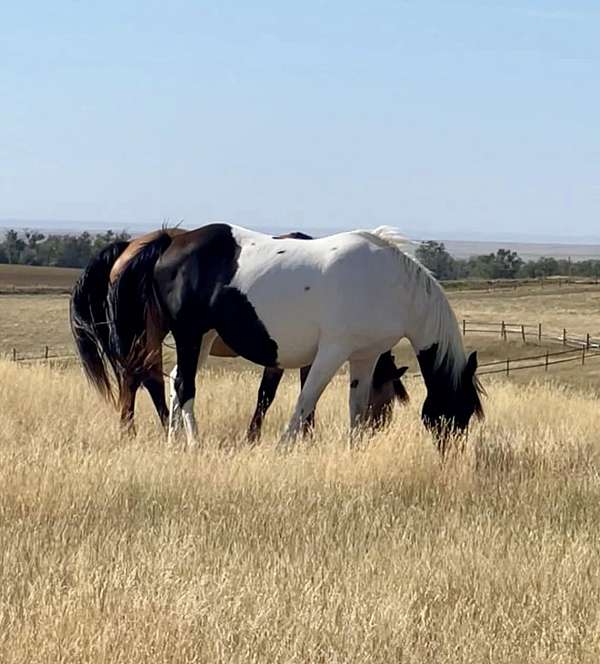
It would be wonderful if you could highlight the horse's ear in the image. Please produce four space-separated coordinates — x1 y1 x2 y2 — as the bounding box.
465 351 478 376
395 366 408 379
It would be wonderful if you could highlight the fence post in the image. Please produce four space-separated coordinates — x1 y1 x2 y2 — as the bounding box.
462 319 466 336
521 324 526 343
501 321 506 341
12 348 17 362
586 333 590 350
44 345 49 359
545 351 549 371
563 328 567 346
506 358 510 376
538 323 542 343
582 347 586 366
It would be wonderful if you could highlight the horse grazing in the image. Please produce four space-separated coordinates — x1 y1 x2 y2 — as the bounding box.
70 229 408 440
106 223 483 452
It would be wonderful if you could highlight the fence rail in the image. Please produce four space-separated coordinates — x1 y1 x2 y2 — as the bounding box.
476 346 596 376
443 276 600 292
6 318 600 379
460 319 600 350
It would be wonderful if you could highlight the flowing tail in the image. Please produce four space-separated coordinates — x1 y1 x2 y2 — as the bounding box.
69 241 130 403
107 232 173 384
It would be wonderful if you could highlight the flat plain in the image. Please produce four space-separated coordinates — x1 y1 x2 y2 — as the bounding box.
2 264 600 662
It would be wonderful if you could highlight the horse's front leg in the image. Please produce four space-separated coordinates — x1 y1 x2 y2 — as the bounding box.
299 364 316 437
279 344 348 448
169 330 217 448
168 365 183 443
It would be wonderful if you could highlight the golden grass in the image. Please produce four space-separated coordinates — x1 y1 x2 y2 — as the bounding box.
2 360 600 663
452 284 600 338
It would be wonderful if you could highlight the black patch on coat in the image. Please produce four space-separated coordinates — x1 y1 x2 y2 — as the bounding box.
273 231 313 240
154 224 279 368
304 286 310 291
212 287 279 366
276 250 286 254
350 379 359 388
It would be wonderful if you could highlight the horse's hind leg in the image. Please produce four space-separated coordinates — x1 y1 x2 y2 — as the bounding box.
348 355 379 445
143 332 169 430
248 367 284 443
279 344 348 447
119 375 140 438
143 368 169 430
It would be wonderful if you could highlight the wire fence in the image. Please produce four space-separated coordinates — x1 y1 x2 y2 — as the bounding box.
5 318 600 378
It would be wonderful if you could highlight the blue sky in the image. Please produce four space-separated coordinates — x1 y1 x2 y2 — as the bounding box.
1 1 599 240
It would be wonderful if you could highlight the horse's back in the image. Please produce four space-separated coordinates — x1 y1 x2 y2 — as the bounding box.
152 223 405 369
110 228 187 283
231 228 403 365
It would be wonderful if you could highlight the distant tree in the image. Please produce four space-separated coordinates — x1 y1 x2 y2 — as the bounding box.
25 230 45 249
56 232 94 268
0 229 132 268
493 248 523 279
468 249 523 279
520 256 559 278
3 230 26 264
92 229 130 253
416 241 457 280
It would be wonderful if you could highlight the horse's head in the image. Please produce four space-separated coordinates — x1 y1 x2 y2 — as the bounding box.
420 350 484 451
366 351 409 429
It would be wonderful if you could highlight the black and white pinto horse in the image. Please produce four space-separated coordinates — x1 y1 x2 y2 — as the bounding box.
108 223 483 450
71 229 408 441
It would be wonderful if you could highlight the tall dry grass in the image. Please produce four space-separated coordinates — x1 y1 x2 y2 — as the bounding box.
1 360 600 663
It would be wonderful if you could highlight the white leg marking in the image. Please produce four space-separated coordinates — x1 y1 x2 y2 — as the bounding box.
279 344 349 448
181 398 199 448
181 330 217 449
168 364 183 445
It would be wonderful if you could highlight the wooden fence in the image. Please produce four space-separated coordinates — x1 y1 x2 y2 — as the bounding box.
443 276 600 292
460 319 600 350
6 318 600 379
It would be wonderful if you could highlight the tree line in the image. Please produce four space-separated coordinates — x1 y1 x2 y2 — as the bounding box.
1 230 599 281
0 229 131 269
415 241 600 281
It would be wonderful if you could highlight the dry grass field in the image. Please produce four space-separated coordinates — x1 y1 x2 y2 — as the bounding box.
3 267 600 661
0 263 79 293
2 360 600 663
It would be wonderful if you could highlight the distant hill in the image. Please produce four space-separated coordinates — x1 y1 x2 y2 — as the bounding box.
443 240 600 262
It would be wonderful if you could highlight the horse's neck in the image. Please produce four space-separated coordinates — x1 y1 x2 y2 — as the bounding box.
404 289 448 357
404 291 465 389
